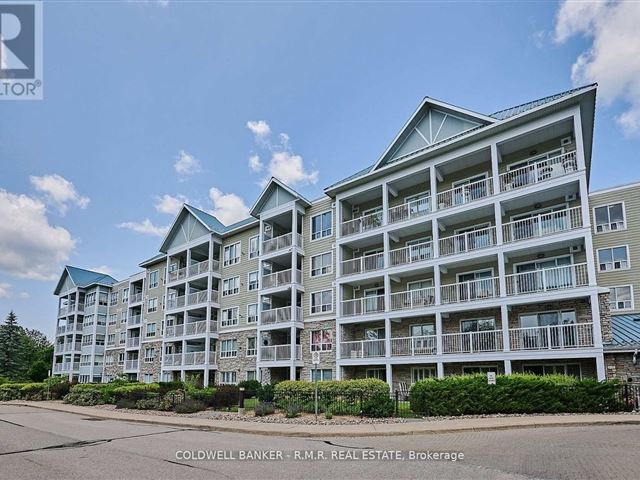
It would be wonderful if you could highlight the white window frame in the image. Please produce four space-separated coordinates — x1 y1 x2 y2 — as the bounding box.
247 303 258 324
249 235 260 259
222 276 240 296
144 347 156 363
221 307 239 327
310 251 333 277
310 289 333 315
223 242 241 267
219 339 238 358
609 285 634 311
108 314 117 325
597 245 631 272
148 270 159 289
411 367 436 384
462 365 498 375
460 317 496 332
310 210 333 241
246 337 257 357
247 271 259 291
122 288 129 303
310 329 333 352
246 370 256 381
147 297 158 313
593 202 626 234
146 322 156 338
310 369 333 382
521 363 582 379
219 371 237 385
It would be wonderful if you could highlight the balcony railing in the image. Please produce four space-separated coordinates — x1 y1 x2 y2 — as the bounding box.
341 295 385 317
261 306 302 325
439 226 497 256
500 151 578 192
127 314 142 326
502 207 583 244
391 335 437 356
437 177 493 210
390 287 436 311
168 266 187 283
126 337 140 348
388 197 431 224
164 353 182 366
388 241 433 267
165 319 217 338
341 210 384 237
66 323 81 332
58 303 84 316
442 330 503 354
261 269 302 289
166 290 219 310
262 232 303 255
183 351 207 366
124 359 139 370
505 263 589 296
340 339 385 358
129 292 143 304
260 344 302 361
59 362 80 372
441 277 500 304
509 322 594 351
186 259 220 278
64 342 81 352
341 253 384 277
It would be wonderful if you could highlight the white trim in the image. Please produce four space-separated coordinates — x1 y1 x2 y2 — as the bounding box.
507 147 563 171
405 236 432 246
309 289 334 315
608 285 635 312
511 254 574 275
596 245 631 272
591 201 627 235
455 268 495 283
509 202 569 222
221 306 240 328
246 303 258 325
310 250 333 278
309 328 333 352
453 222 491 235
222 276 241 297
248 235 260 259
247 271 259 291
148 269 160 289
517 309 577 327
589 180 640 196
406 278 434 290
459 317 496 332
403 190 431 204
223 241 241 267
310 209 333 242
451 171 489 188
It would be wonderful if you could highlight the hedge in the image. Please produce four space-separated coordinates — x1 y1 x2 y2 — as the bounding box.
275 379 389 398
409 374 624 416
0 380 71 401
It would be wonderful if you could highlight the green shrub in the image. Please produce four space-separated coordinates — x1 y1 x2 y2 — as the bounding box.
174 399 206 414
19 383 46 400
188 387 216 406
112 383 160 400
409 374 624 416
238 380 261 398
0 377 9 385
257 383 276 402
211 385 239 410
285 404 300 418
159 381 184 396
115 397 138 409
135 394 161 410
324 411 333 420
0 383 30 401
361 395 394 418
254 401 275 417
63 389 103 406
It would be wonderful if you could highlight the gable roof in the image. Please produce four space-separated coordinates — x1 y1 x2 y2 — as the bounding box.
54 266 118 295
139 253 166 268
606 314 640 350
250 177 311 217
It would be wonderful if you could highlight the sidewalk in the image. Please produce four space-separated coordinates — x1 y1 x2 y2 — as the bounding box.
9 401 640 437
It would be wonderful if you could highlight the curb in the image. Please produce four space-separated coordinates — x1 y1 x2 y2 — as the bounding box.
6 402 640 438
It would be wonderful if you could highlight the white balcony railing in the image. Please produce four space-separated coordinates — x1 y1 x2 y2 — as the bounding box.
388 197 431 224
341 295 385 317
437 177 493 210
129 292 143 304
505 263 589 296
390 287 436 311
64 342 81 352
391 335 437 356
261 269 302 289
340 339 386 358
54 344 64 353
262 233 303 255
439 226 497 257
168 266 187 283
165 320 217 338
126 337 140 348
186 259 220 278
183 351 206 366
127 314 142 326
502 207 583 244
58 303 84 316
261 306 302 325
388 241 433 267
164 353 182 366
260 344 301 361
441 277 500 304
500 151 578 192
166 290 218 310
509 322 594 351
442 330 503 354
124 360 139 370
341 253 384 277
341 210 384 237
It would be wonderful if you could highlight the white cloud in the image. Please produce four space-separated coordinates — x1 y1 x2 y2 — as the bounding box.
117 219 169 237
155 194 187 215
88 265 117 276
0 283 11 299
174 150 202 178
0 189 76 281
246 120 271 139
267 151 318 186
30 174 90 214
554 1 640 136
248 155 263 172
208 187 250 225
18 292 29 299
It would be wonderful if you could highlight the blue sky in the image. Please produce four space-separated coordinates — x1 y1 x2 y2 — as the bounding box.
1 1 639 336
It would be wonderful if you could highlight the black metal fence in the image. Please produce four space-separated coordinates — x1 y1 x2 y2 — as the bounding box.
616 383 640 411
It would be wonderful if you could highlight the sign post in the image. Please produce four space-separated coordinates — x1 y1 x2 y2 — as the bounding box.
487 371 496 385
312 351 320 422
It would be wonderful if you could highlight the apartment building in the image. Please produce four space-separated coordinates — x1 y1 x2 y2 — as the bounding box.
54 84 622 386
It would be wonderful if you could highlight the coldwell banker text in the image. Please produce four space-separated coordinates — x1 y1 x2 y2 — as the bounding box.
175 450 465 462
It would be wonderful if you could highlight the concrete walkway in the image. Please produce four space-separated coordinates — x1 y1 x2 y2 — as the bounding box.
7 401 640 437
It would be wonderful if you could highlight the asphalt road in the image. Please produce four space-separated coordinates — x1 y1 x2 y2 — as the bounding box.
1 404 638 480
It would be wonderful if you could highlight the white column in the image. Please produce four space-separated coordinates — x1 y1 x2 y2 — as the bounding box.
386 363 393 390
573 109 587 171
384 317 391 359
430 167 438 212
431 218 440 260
490 143 501 195
596 354 606 381
590 292 604 348
504 359 512 375
204 335 210 387
435 311 443 355
436 362 444 379
335 322 341 361
497 251 507 298
494 202 503 245
382 183 389 225
501 304 510 352
336 196 343 241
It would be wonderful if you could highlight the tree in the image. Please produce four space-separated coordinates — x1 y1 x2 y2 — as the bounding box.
0 311 27 380
28 360 49 382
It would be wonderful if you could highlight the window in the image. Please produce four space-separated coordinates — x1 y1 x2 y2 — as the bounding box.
246 371 256 381
310 290 332 314
110 292 118 305
219 371 237 385
107 334 115 346
366 368 386 381
108 314 117 325
411 367 435 384
247 304 258 324
147 297 158 313
146 322 156 338
598 246 630 271
311 252 332 277
311 211 332 240
594 203 625 233
249 236 260 259
460 318 496 332
120 311 127 323
522 363 581 378
410 324 435 337
222 277 240 296
246 337 257 357
221 307 239 327
610 286 633 311
223 242 241 266
148 270 159 289
462 365 497 375
220 339 238 358
311 369 333 381
81 334 93 346
144 347 156 362
143 373 154 384
117 352 125 366
119 332 126 345
85 292 96 307
310 329 333 351
122 288 129 303
105 355 114 366
248 271 259 291
98 292 108 306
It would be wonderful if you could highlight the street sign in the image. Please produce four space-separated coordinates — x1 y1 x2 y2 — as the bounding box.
312 351 320 365
487 372 496 385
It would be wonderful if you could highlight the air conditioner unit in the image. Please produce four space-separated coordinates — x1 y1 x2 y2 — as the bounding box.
565 193 578 202
570 245 583 253
561 136 573 147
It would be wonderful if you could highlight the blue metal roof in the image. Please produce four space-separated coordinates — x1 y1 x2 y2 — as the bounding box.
139 253 165 268
608 314 640 347
185 204 227 233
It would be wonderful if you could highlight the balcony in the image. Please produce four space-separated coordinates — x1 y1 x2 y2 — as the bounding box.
166 290 219 310
262 233 303 255
441 277 500 304
390 287 436 311
341 210 384 237
183 351 207 366
164 353 182 367
340 339 385 358
127 314 142 327
260 344 302 361
437 177 493 210
169 260 221 283
509 322 594 350
126 337 140 348
165 320 217 338
505 263 589 296
58 303 84 316
124 359 139 371
499 151 578 192
389 241 433 267
442 330 503 354
502 207 583 244
261 269 302 289
56 326 65 335
64 342 81 352
56 362 79 372
129 292 143 304
439 226 497 257
341 253 384 277
54 344 64 354
66 323 81 332
390 335 437 356
261 306 302 325
388 197 431 224
341 295 385 317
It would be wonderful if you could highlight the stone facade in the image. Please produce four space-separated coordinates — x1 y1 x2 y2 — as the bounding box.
139 340 162 382
300 319 336 380
103 347 125 380
216 329 258 384
604 352 640 381
598 292 612 344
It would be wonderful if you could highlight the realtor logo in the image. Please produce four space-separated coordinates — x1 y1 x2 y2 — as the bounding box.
0 1 42 99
